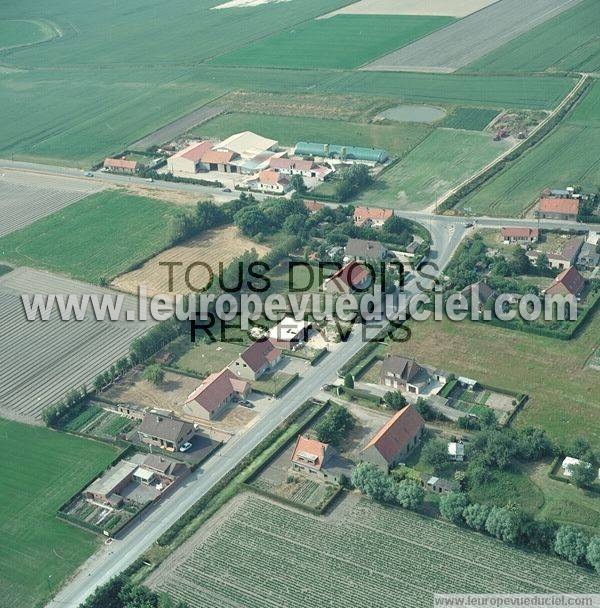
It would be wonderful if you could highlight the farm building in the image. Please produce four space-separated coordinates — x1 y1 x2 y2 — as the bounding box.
501 227 539 244
269 156 319 177
543 266 586 298
200 149 239 173
322 261 371 294
167 141 214 174
229 339 281 381
420 473 456 494
245 169 291 193
361 404 425 471
379 354 430 395
217 131 278 158
183 368 250 421
295 141 388 164
353 206 393 228
576 242 600 270
538 198 579 221
84 460 138 507
345 238 388 261
268 317 311 350
290 435 341 482
103 157 139 174
137 414 195 452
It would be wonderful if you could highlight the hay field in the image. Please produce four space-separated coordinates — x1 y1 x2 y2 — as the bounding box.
112 226 269 298
321 0 498 18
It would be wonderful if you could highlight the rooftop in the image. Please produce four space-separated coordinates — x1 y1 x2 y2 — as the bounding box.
539 197 579 215
291 435 329 470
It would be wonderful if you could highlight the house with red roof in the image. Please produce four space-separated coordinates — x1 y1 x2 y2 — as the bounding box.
353 206 393 228
183 368 250 421
543 266 586 299
103 157 139 174
322 261 372 294
304 200 325 214
361 404 425 470
539 198 579 221
166 140 214 174
228 339 281 381
200 149 239 173
501 227 539 244
290 435 340 482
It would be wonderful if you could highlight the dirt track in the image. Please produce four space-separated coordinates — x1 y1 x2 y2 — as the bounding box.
320 0 498 18
362 0 584 73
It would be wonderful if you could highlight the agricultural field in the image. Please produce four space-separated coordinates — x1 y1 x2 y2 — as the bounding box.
459 82 600 217
0 19 56 49
321 0 498 18
62 403 138 441
0 418 121 608
211 15 455 70
363 0 583 72
0 267 151 423
441 107 499 131
193 112 432 158
465 0 600 74
0 171 103 238
354 128 510 210
147 493 600 607
0 189 180 284
112 226 269 298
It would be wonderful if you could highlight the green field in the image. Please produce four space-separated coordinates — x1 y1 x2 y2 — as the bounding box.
0 190 179 283
0 19 53 49
354 128 510 210
441 107 499 131
459 82 600 217
212 15 454 70
0 419 121 608
193 112 432 157
466 0 600 74
150 494 600 607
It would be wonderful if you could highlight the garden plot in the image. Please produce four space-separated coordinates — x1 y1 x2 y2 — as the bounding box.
0 171 103 238
363 0 583 72
321 0 498 18
112 226 269 298
148 493 600 608
0 267 151 423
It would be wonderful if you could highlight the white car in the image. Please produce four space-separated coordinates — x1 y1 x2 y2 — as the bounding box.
179 441 192 452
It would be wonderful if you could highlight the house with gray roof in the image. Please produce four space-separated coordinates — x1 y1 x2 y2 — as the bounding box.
137 414 195 452
380 354 430 395
345 238 387 261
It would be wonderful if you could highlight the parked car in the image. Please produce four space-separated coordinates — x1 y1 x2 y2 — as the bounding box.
146 177 153 182
222 187 232 193
84 171 93 177
179 441 193 452
239 400 254 409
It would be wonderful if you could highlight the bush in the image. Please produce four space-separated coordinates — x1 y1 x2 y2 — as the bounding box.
351 462 396 503
396 480 425 511
439 492 469 524
485 506 522 544
315 404 354 445
554 525 589 565
143 364 165 386
462 503 491 532
586 536 600 573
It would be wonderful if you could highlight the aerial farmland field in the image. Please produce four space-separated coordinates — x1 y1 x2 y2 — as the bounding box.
354 128 510 210
441 107 499 131
459 81 600 216
192 112 432 157
211 14 455 69
465 0 600 74
148 494 600 607
0 18 56 49
0 189 181 284
0 418 121 608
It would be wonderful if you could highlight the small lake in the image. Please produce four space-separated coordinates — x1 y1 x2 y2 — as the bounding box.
375 104 447 124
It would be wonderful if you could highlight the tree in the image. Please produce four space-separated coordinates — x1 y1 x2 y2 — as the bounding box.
586 536 600 573
536 253 550 275
315 404 354 445
143 364 165 386
469 430 517 470
569 437 592 459
554 525 589 565
462 503 491 532
439 492 469 524
515 426 554 460
478 409 497 430
569 460 597 488
511 246 530 275
351 462 396 503
343 373 354 389
283 213 307 236
334 164 373 202
519 518 557 553
383 391 407 411
485 506 522 544
396 480 424 511
234 206 269 237
414 397 443 422
421 438 449 474
290 174 307 194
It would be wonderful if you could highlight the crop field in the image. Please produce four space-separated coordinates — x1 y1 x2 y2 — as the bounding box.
459 82 600 216
441 107 499 131
363 0 584 72
0 189 180 284
212 15 455 69
0 267 151 423
321 0 498 18
193 112 432 158
0 418 121 608
112 226 269 298
0 19 55 49
0 171 104 238
354 128 510 210
148 494 600 607
465 0 600 73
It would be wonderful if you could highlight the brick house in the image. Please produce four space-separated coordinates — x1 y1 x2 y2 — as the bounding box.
322 261 372 294
229 339 281 381
137 414 195 452
379 354 430 394
538 198 579 221
501 227 539 244
290 435 340 482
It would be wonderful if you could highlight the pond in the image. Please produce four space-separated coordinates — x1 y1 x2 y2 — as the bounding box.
375 104 447 124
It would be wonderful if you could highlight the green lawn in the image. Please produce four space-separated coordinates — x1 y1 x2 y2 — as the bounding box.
441 107 499 131
211 15 455 70
0 190 179 283
252 371 297 396
174 341 244 375
192 112 432 158
460 81 600 217
0 419 121 608
354 128 510 210
383 311 600 451
465 0 600 74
